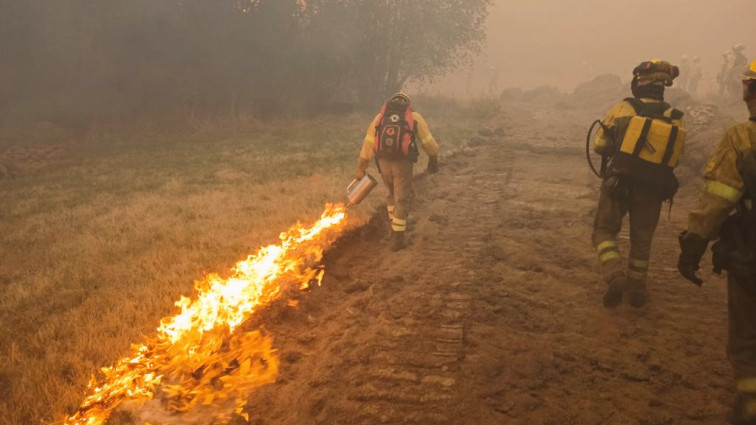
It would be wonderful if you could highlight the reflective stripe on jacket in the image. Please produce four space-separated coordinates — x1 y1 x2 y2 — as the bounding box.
688 121 756 239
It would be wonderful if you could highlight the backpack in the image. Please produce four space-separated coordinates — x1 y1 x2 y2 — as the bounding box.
374 102 419 162
610 97 686 199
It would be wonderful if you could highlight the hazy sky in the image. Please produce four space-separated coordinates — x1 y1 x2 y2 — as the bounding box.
421 0 755 96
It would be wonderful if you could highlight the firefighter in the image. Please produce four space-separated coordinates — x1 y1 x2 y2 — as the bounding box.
689 56 703 97
354 92 439 251
678 59 756 425
679 54 691 91
730 44 750 97
592 60 686 308
720 50 735 96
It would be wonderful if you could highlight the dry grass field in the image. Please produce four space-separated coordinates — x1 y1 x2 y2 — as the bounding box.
0 99 497 425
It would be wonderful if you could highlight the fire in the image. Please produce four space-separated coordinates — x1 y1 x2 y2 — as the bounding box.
64 204 347 425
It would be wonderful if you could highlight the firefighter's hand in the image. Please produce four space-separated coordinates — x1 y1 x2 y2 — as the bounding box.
678 230 708 287
427 156 439 174
354 168 365 180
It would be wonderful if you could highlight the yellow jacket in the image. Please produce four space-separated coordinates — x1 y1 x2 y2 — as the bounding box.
594 98 686 155
359 111 439 161
688 120 756 239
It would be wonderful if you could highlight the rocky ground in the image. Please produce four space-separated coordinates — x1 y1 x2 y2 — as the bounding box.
233 102 741 425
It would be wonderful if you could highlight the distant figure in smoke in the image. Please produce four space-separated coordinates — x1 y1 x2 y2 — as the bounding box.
688 56 703 96
679 54 691 91
591 60 686 308
678 59 756 425
730 44 749 96
719 50 734 96
354 92 439 251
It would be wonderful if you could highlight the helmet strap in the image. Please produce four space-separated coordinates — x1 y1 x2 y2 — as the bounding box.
747 96 756 120
744 80 756 105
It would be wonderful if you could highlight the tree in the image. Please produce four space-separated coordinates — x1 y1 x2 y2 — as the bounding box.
320 0 493 104
0 0 493 130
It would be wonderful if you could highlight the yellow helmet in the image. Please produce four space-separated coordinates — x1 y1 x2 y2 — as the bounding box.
632 60 679 86
389 91 411 105
743 59 756 80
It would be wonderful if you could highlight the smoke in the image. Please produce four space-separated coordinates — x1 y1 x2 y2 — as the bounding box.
422 0 756 96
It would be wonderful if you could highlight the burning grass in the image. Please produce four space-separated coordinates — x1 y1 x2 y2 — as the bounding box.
65 204 347 425
0 103 493 425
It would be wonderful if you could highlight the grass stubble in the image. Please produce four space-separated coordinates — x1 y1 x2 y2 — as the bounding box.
0 100 497 424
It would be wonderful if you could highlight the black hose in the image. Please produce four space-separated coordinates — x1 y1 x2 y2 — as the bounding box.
585 120 606 178
585 120 619 178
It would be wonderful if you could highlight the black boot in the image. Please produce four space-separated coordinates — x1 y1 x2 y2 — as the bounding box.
732 396 756 425
626 279 647 308
391 231 405 252
602 275 625 308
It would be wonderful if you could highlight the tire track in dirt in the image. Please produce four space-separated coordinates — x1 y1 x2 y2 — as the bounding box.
363 151 513 424
303 144 516 424
240 141 516 425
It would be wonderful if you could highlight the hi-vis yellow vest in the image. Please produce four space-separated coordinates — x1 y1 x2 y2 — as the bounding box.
611 98 686 180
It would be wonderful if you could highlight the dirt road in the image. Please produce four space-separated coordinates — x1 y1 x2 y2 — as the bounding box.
241 108 734 425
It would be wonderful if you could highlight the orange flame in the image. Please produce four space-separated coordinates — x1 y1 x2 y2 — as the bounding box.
64 204 347 425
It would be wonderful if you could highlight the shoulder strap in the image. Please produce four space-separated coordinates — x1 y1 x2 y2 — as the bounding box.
405 106 415 132
375 103 388 129
624 97 680 122
623 97 643 114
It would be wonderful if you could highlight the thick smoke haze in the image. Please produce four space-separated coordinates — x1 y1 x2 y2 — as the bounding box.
423 0 755 96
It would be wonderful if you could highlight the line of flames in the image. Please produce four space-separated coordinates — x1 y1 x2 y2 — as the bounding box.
63 204 348 425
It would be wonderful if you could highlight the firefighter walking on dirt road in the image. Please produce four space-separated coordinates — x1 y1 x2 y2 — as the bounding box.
678 59 756 425
354 92 439 252
591 60 686 308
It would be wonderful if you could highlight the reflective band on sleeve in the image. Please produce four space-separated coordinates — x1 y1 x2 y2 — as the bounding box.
366 134 375 142
737 377 756 394
704 180 743 203
423 135 434 144
629 258 650 269
599 251 621 263
391 217 407 232
387 205 395 212
627 269 647 280
746 199 753 211
596 240 617 252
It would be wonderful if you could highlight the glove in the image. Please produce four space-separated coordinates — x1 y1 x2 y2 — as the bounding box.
354 157 368 180
427 156 439 174
678 230 709 286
